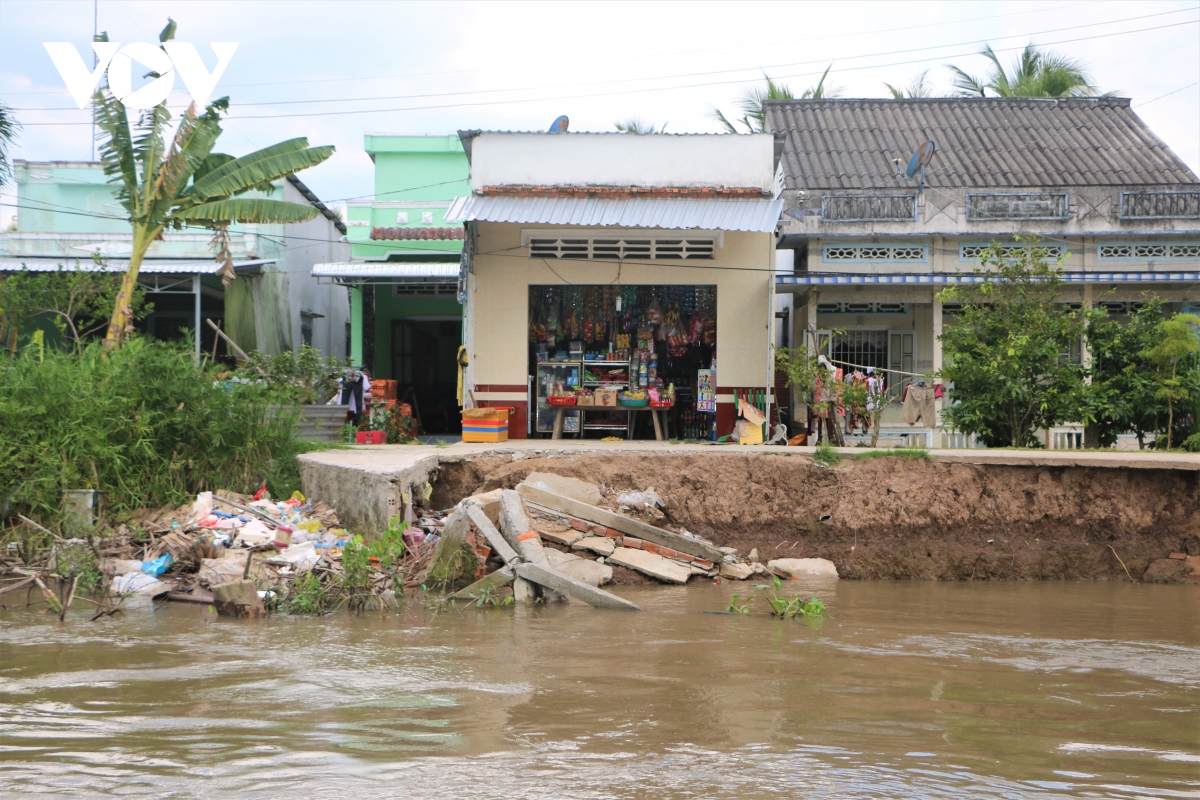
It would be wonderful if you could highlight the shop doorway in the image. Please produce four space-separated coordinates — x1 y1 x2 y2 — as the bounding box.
528 285 717 440
391 318 461 434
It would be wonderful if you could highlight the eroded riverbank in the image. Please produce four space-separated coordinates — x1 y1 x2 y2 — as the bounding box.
2 581 1197 799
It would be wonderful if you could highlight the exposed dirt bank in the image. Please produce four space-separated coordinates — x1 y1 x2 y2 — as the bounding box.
429 452 1200 581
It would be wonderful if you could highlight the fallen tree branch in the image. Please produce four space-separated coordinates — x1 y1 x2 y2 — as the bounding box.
17 514 66 543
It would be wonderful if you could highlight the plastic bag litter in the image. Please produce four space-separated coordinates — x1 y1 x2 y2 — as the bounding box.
141 553 173 577
235 520 274 546
103 559 145 577
268 541 320 573
188 491 214 525
616 489 665 510
112 572 170 595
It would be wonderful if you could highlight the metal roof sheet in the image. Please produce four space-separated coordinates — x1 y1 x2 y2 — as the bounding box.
0 258 274 274
764 98 1200 190
445 195 784 232
311 262 460 279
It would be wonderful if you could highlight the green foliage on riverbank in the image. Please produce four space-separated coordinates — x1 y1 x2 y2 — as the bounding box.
854 448 931 461
0 338 316 527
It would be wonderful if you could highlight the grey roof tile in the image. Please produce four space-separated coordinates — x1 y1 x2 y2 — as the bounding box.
764 98 1199 189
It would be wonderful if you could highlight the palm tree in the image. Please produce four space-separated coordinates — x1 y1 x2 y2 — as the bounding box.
93 22 334 349
947 44 1105 98
884 70 936 99
712 66 839 133
0 100 19 189
613 118 668 134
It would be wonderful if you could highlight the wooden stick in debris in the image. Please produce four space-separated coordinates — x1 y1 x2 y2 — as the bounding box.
31 575 61 613
58 576 78 622
205 318 259 367
0 576 36 596
17 514 67 543
214 494 280 528
514 563 643 611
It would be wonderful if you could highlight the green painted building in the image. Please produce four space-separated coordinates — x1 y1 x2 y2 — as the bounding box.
315 135 469 433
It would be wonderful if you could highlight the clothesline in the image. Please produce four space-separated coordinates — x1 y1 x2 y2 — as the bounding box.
823 356 932 380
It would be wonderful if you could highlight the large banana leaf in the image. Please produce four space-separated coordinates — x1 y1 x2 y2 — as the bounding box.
150 104 223 222
186 138 309 200
93 89 138 217
133 105 171 216
186 139 333 202
174 198 320 224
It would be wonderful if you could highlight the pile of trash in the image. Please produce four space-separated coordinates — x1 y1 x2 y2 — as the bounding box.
1 489 444 619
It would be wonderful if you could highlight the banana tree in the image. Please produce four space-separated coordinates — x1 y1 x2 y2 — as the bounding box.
92 27 334 348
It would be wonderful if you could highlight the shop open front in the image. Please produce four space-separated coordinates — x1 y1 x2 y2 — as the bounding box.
527 284 718 440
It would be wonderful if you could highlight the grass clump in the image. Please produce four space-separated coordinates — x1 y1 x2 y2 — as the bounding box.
854 448 932 462
813 440 842 467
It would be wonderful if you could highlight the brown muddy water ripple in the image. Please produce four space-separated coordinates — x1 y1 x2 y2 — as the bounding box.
1 581 1198 799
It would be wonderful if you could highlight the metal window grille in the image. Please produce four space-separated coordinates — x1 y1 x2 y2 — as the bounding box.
1119 191 1200 220
528 236 716 260
1097 242 1200 260
1096 301 1145 315
966 193 1068 220
823 243 928 262
391 282 459 297
960 243 1066 261
821 195 917 222
817 302 909 315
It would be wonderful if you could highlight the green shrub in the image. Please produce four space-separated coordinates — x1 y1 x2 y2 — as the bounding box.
813 440 842 467
0 337 308 526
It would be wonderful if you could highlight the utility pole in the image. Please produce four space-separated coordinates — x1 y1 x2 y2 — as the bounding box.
90 0 97 161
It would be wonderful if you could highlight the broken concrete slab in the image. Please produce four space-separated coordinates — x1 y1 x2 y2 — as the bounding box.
210 580 266 618
544 549 582 568
557 558 613 587
572 535 616 557
607 547 691 584
514 563 641 610
446 566 515 602
517 483 724 563
521 472 602 506
465 503 520 565
719 562 756 580
428 504 480 590
499 490 566 603
768 557 839 579
537 528 581 548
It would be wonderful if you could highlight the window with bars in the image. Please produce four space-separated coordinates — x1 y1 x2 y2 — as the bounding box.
959 243 1066 262
527 235 718 261
817 302 909 315
822 243 928 263
1097 242 1200 261
1119 191 1200 220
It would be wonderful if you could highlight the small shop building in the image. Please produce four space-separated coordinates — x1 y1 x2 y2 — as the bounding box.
447 130 784 440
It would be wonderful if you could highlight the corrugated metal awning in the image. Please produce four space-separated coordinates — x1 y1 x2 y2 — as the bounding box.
446 194 784 233
777 271 1200 286
312 262 460 279
0 258 275 274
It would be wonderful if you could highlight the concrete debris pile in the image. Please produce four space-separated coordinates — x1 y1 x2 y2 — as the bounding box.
428 472 838 600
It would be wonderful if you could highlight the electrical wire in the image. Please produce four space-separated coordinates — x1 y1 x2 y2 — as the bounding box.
15 16 1199 126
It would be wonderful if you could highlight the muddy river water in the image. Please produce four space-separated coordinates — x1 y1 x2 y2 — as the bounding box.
1 580 1198 798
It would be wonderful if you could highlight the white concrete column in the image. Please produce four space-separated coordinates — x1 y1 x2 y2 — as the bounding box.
193 274 202 365
1082 283 1093 373
932 292 943 437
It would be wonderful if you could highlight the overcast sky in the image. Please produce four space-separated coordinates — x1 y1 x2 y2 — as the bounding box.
2 0 1198 223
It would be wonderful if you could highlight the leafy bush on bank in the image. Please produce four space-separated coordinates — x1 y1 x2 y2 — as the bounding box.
0 337 317 526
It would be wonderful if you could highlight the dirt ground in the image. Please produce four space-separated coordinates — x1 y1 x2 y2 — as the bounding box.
429 451 1200 581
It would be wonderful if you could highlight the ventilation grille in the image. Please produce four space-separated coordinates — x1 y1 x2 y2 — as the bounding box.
823 243 928 262
1098 242 1200 260
1119 191 1200 220
529 236 717 260
960 243 1066 261
817 302 909 315
966 193 1068 220
1097 301 1145 315
822 195 916 222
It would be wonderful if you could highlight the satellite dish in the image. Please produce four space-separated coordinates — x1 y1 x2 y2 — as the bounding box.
904 140 936 192
548 115 569 133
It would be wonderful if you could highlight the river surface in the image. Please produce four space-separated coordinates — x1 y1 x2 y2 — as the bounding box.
1 580 1198 799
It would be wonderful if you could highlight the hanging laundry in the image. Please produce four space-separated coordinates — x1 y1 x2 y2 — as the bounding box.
901 384 936 426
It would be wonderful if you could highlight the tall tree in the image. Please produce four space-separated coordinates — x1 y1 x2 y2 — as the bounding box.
712 66 839 133
613 118 668 134
1086 298 1168 449
1142 314 1200 450
93 21 335 349
937 239 1091 448
0 100 19 189
948 44 1105 98
884 70 936 99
